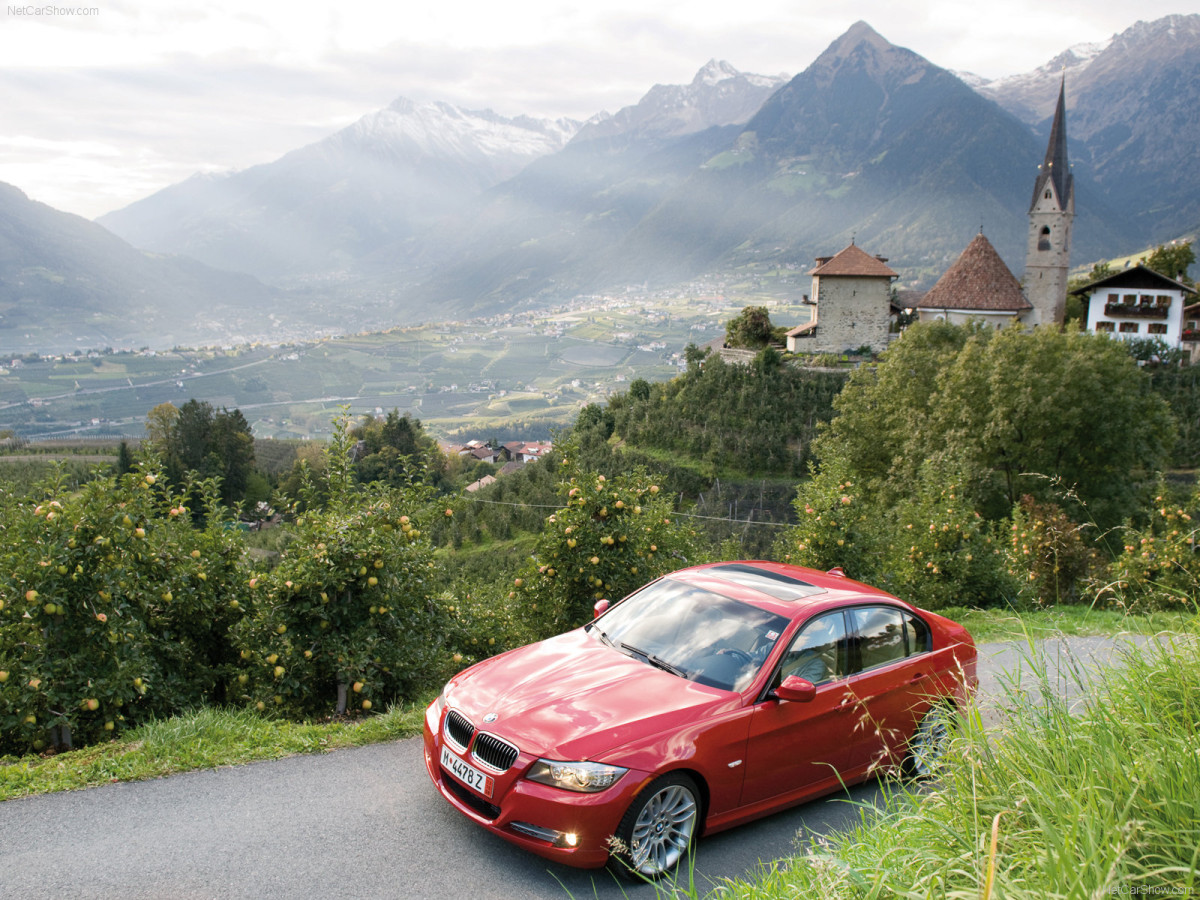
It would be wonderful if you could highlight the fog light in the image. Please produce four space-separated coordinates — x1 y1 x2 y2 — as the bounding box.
510 822 582 849
563 832 579 848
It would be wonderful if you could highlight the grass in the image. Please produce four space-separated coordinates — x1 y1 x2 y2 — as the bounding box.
0 698 432 801
938 603 1196 643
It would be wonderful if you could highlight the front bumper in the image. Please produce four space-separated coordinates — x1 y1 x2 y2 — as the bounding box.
422 700 650 869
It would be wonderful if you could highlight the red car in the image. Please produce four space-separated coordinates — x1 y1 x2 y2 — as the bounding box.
423 561 976 879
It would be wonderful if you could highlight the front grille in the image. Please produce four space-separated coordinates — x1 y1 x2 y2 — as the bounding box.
472 732 519 772
445 709 474 752
443 772 501 820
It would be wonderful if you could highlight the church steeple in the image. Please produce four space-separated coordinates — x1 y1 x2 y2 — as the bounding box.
1024 77 1074 327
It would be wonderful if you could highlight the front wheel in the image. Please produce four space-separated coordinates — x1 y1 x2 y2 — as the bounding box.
609 772 700 881
904 705 954 778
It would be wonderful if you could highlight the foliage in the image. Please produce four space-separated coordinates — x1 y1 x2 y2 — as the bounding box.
1142 240 1195 285
350 409 447 490
0 466 248 753
155 399 258 512
882 458 1014 610
511 437 703 636
605 350 846 477
775 452 884 581
818 322 1177 528
1006 494 1100 607
1096 482 1200 612
724 306 784 349
232 414 444 717
1146 365 1200 468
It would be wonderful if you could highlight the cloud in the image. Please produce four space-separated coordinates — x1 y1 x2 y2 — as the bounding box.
0 0 1188 218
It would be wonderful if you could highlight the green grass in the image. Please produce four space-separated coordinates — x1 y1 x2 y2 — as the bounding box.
0 699 432 801
937 604 1197 643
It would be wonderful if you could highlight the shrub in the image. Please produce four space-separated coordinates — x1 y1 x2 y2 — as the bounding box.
0 466 249 753
512 439 701 636
1096 483 1200 612
232 415 444 717
1006 495 1099 607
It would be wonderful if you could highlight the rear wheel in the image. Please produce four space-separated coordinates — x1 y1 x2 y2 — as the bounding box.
610 772 700 881
904 705 953 778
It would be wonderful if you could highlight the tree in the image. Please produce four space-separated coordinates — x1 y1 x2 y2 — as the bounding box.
724 306 780 350
816 322 1176 529
144 403 179 456
162 400 257 511
1143 241 1195 285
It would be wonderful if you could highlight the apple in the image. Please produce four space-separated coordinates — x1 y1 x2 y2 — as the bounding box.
104 721 115 731
0 671 8 683
237 674 248 684
352 681 364 693
229 599 238 609
303 650 312 659
368 576 378 587
273 666 284 678
25 589 38 603
96 613 107 623
373 559 384 569
266 654 278 664
256 701 266 711
361 699 372 710
191 550 201 559
444 509 453 517
134 527 146 539
144 474 156 485
275 624 287 634
85 698 99 711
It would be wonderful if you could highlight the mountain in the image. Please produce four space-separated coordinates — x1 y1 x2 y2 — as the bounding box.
0 182 277 353
355 60 790 315
409 21 1127 313
975 14 1200 243
97 100 582 283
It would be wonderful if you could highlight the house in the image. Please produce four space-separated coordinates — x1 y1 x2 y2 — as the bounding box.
1073 264 1197 352
785 242 898 354
915 232 1031 327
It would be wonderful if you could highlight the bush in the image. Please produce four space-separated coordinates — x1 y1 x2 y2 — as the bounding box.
1096 482 1200 612
232 416 444 718
1006 495 1099 607
512 439 702 636
0 466 249 753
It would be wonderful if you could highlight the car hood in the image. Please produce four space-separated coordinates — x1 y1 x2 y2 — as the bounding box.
447 628 734 761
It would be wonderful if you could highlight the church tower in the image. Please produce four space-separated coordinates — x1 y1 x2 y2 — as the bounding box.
1024 78 1074 327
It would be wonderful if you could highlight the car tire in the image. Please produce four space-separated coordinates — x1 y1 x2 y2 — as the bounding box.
609 772 700 882
904 704 954 778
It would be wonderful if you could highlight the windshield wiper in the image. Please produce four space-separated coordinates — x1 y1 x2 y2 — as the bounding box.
619 642 686 678
588 624 615 647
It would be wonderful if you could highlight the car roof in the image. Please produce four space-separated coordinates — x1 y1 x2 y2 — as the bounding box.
665 560 908 621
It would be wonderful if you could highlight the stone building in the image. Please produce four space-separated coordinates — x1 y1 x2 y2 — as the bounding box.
785 242 897 354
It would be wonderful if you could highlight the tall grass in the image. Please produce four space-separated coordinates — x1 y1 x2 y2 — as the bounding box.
695 628 1200 899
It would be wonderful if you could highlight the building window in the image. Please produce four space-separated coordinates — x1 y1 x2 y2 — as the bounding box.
1038 226 1051 251
1156 295 1171 307
1119 322 1139 333
1044 190 1052 199
1148 323 1168 335
1095 321 1115 333
1107 293 1119 303
1123 294 1137 306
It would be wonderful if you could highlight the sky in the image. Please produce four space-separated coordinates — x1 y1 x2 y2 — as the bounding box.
0 0 1189 220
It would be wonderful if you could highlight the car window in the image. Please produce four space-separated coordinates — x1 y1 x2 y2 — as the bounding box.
591 577 790 693
775 611 847 686
847 606 930 672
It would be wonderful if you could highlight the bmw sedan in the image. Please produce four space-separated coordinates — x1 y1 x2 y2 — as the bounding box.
423 561 977 879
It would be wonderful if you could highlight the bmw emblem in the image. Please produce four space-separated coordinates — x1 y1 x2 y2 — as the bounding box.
483 713 498 724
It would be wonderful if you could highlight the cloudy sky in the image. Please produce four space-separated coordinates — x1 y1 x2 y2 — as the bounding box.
0 0 1186 220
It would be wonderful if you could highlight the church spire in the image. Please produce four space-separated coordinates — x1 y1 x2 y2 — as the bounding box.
1023 76 1074 327
1030 77 1073 213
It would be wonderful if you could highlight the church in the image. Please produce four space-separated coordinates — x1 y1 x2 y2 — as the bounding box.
788 79 1074 354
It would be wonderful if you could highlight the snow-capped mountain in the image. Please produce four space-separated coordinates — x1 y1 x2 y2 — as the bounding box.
571 59 788 146
97 99 582 283
962 40 1109 121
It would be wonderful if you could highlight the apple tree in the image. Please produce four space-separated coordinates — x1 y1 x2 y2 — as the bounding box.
511 439 701 637
234 414 444 717
0 466 250 753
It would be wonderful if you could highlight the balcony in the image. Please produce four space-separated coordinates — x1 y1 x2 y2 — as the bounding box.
1104 303 1168 320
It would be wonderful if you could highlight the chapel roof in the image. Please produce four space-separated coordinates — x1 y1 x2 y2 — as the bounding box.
811 242 898 278
919 233 1031 312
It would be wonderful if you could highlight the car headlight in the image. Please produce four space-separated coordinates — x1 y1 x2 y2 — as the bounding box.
429 684 448 719
526 759 628 793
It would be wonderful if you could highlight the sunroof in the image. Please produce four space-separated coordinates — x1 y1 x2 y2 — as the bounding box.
706 563 825 601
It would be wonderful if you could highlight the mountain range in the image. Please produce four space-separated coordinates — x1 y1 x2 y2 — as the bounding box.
6 15 1200 352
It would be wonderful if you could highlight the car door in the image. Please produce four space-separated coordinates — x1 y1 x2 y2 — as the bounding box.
842 606 934 768
739 611 870 808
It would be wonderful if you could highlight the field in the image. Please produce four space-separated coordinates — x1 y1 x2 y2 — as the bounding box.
0 287 813 441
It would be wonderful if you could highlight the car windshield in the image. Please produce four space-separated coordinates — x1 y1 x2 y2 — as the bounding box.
587 577 790 692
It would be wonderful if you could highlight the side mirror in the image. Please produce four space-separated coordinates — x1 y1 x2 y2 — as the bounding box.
773 675 817 703
593 598 611 619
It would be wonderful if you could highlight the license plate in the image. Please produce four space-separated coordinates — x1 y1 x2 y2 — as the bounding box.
441 745 495 799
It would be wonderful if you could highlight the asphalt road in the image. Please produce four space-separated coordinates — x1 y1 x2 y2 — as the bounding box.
0 636 1148 900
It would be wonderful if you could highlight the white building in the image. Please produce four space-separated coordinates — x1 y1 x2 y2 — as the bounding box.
1076 264 1197 349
